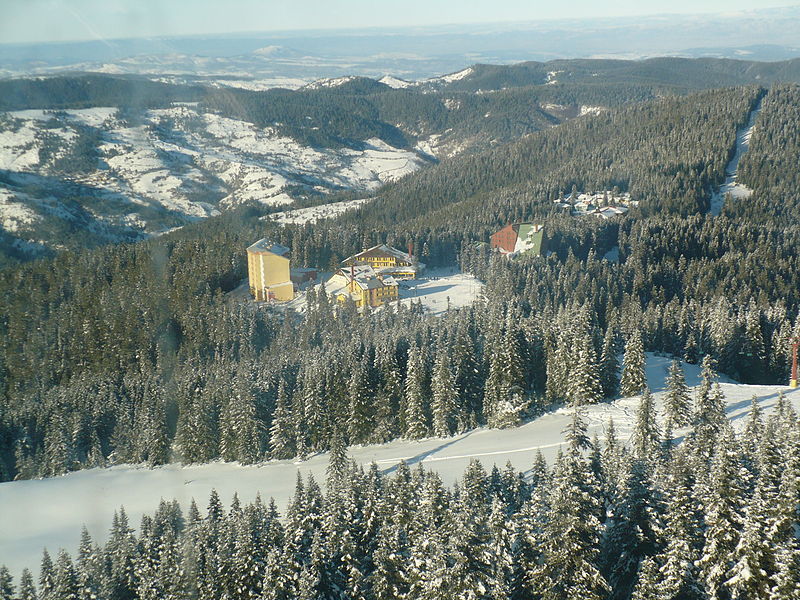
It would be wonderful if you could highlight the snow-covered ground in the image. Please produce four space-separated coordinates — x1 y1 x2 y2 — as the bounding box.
396 269 484 315
266 197 373 225
709 99 762 216
1 353 798 577
284 268 484 316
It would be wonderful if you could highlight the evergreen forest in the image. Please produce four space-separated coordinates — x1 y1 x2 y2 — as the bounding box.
1 60 800 599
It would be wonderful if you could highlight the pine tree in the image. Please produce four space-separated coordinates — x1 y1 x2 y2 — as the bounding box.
655 455 704 600
370 525 410 600
75 527 100 600
602 459 662 600
629 557 659 600
40 550 54 600
532 411 608 600
0 567 13 600
18 569 38 600
599 327 619 399
629 388 661 462
51 550 77 600
348 361 374 445
431 347 457 437
663 359 692 429
403 344 430 440
620 330 647 397
568 331 602 406
691 358 728 460
269 379 296 460
698 431 744 598
532 453 608 600
726 478 778 599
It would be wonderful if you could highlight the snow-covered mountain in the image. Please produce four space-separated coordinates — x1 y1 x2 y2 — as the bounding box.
0 105 431 258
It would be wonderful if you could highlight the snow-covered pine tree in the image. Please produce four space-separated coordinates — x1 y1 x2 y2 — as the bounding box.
663 359 692 429
726 480 777 600
51 550 78 600
269 379 296 460
655 454 704 600
531 436 608 600
769 542 800 600
599 326 619 399
18 569 37 600
403 344 430 440
629 388 661 463
602 459 662 600
0 567 13 600
697 431 744 598
369 525 410 600
489 496 515 600
629 557 659 600
619 330 647 397
431 346 457 437
568 331 602 406
75 527 101 600
348 360 375 445
452 319 482 430
690 357 728 460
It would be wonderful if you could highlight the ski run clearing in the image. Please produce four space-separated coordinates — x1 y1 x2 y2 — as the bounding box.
709 98 762 216
1 353 799 577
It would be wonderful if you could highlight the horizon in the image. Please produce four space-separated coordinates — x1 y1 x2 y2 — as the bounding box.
1 1 798 46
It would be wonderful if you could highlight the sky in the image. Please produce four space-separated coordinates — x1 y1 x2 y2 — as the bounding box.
0 0 796 44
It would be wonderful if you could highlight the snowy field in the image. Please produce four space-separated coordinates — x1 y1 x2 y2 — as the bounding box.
709 99 762 216
266 198 373 225
1 353 798 576
396 269 484 315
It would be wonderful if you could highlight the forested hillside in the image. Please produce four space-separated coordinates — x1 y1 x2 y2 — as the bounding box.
5 57 800 265
3 390 799 600
1 84 799 484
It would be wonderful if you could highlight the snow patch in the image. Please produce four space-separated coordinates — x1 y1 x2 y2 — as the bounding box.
579 105 606 116
379 75 413 89
434 67 473 83
267 197 373 225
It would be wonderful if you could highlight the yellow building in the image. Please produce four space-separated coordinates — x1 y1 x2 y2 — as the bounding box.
328 265 399 308
246 239 294 302
342 244 424 280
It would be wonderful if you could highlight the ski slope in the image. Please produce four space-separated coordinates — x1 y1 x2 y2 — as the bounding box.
1 354 798 577
709 98 762 216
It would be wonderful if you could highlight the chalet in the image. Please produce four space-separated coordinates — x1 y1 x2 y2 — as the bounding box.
490 223 546 256
246 239 294 302
342 244 424 280
326 264 399 308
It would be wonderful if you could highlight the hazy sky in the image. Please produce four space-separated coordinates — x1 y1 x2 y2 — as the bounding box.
0 0 796 44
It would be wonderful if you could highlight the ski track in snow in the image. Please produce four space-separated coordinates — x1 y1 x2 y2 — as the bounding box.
1 353 799 578
709 98 763 216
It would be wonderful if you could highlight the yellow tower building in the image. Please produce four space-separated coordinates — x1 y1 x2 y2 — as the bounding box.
246 239 294 302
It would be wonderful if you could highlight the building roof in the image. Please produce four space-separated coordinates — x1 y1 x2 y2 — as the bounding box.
344 244 414 265
247 238 290 256
336 264 397 290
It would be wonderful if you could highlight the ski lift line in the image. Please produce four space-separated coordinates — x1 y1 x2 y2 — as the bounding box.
372 439 569 465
